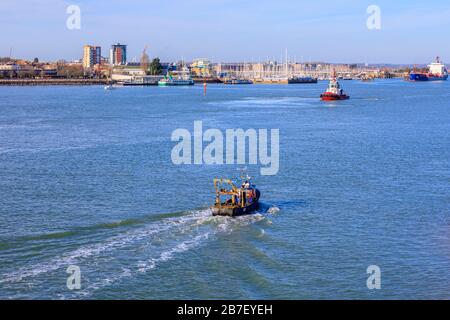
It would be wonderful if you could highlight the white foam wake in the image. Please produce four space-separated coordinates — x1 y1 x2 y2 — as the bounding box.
267 206 280 214
80 214 266 296
0 209 212 284
0 208 265 291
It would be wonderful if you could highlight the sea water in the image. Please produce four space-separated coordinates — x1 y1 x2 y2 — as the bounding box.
0 80 449 299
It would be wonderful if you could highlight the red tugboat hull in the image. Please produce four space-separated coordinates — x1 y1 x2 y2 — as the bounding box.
320 93 350 101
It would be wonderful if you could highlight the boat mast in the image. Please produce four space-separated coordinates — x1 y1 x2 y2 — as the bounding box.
285 48 288 78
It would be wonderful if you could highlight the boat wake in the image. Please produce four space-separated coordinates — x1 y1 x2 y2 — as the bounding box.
0 206 278 298
267 206 281 214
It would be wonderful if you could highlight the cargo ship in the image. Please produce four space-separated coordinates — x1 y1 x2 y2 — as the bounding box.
409 57 448 81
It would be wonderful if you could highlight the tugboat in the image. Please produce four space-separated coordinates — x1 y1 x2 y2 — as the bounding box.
320 70 350 101
409 57 448 81
211 176 260 217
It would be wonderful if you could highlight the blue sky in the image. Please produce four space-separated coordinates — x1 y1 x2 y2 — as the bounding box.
1 0 450 63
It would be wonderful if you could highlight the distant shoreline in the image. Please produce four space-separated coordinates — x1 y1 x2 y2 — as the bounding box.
0 78 222 86
0 79 109 86
0 77 405 87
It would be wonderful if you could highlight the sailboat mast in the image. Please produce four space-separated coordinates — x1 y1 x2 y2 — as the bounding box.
285 48 288 78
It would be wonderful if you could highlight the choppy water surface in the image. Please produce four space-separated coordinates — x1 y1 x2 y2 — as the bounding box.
0 80 449 299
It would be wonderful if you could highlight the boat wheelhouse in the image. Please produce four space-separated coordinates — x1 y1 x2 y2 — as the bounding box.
211 177 260 217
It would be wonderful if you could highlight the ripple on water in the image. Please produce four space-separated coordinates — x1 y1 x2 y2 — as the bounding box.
0 207 272 298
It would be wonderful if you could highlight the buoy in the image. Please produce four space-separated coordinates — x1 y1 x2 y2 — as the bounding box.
203 82 207 96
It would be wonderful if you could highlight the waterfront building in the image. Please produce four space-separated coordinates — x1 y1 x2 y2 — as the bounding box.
190 58 212 77
0 64 20 78
82 45 101 69
93 63 112 78
111 65 145 81
100 56 110 65
0 64 20 72
38 65 58 78
109 43 127 65
213 62 247 78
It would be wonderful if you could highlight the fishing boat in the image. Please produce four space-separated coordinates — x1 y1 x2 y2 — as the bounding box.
320 70 350 101
409 56 448 81
211 177 260 217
